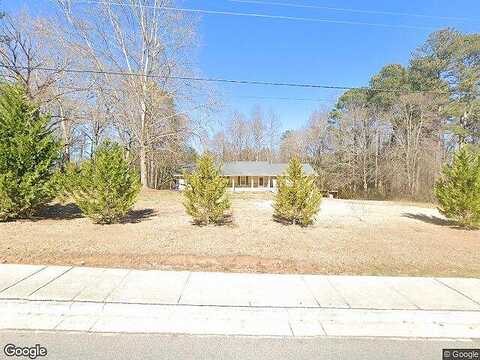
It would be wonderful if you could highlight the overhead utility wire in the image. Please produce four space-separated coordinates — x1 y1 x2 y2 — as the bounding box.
68 0 439 31
50 85 331 102
48 84 331 103
228 0 476 23
235 95 328 102
0 64 452 95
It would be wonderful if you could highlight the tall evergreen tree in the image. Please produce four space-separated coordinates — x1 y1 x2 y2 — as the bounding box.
412 29 480 144
273 157 322 226
435 147 480 228
183 154 231 225
0 84 60 221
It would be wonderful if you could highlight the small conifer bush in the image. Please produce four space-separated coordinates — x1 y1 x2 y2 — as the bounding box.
64 141 141 224
183 154 231 225
273 157 322 226
435 147 480 229
0 84 61 221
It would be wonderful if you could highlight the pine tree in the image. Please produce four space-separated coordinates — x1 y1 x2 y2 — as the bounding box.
0 84 61 221
434 147 480 228
183 154 231 225
64 141 141 224
273 157 322 226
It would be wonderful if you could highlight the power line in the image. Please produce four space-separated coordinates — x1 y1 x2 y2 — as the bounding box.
234 95 329 102
31 83 330 101
0 64 452 95
50 84 332 102
228 0 476 23
67 0 439 31
54 85 327 102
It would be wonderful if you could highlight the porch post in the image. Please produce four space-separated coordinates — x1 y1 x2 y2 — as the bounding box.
232 177 235 192
251 177 254 189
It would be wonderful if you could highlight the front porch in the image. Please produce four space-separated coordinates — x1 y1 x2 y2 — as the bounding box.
227 176 277 192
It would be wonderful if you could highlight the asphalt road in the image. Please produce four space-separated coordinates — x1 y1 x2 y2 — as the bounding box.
1 331 479 360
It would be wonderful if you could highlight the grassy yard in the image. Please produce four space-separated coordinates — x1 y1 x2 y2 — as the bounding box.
1 190 479 277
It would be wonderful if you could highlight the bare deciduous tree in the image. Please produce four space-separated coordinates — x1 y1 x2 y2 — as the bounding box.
57 0 202 187
210 106 281 162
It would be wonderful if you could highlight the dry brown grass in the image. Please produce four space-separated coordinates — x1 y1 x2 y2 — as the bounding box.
1 189 479 277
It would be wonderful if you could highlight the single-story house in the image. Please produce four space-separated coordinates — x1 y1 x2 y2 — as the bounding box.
176 161 317 192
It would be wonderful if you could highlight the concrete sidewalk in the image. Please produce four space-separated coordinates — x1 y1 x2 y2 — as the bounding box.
1 264 480 338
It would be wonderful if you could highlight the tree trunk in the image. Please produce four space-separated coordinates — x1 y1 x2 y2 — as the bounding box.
140 144 148 188
59 105 70 164
363 150 368 193
139 94 149 188
375 129 379 190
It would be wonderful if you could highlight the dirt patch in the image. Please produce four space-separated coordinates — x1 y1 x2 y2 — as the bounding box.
1 190 479 277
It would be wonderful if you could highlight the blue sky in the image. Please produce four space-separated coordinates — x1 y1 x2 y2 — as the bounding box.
5 0 480 132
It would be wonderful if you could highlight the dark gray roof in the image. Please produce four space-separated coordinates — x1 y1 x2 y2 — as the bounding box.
220 161 316 176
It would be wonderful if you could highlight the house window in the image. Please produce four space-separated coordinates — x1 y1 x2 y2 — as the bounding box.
239 176 248 186
259 177 264 186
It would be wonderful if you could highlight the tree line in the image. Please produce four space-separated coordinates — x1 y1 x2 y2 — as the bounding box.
209 29 479 202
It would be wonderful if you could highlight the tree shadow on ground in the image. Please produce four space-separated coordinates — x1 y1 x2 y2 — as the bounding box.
217 213 235 227
6 204 157 224
35 203 83 220
273 214 291 226
272 214 310 227
402 213 461 228
190 213 235 227
119 208 157 224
